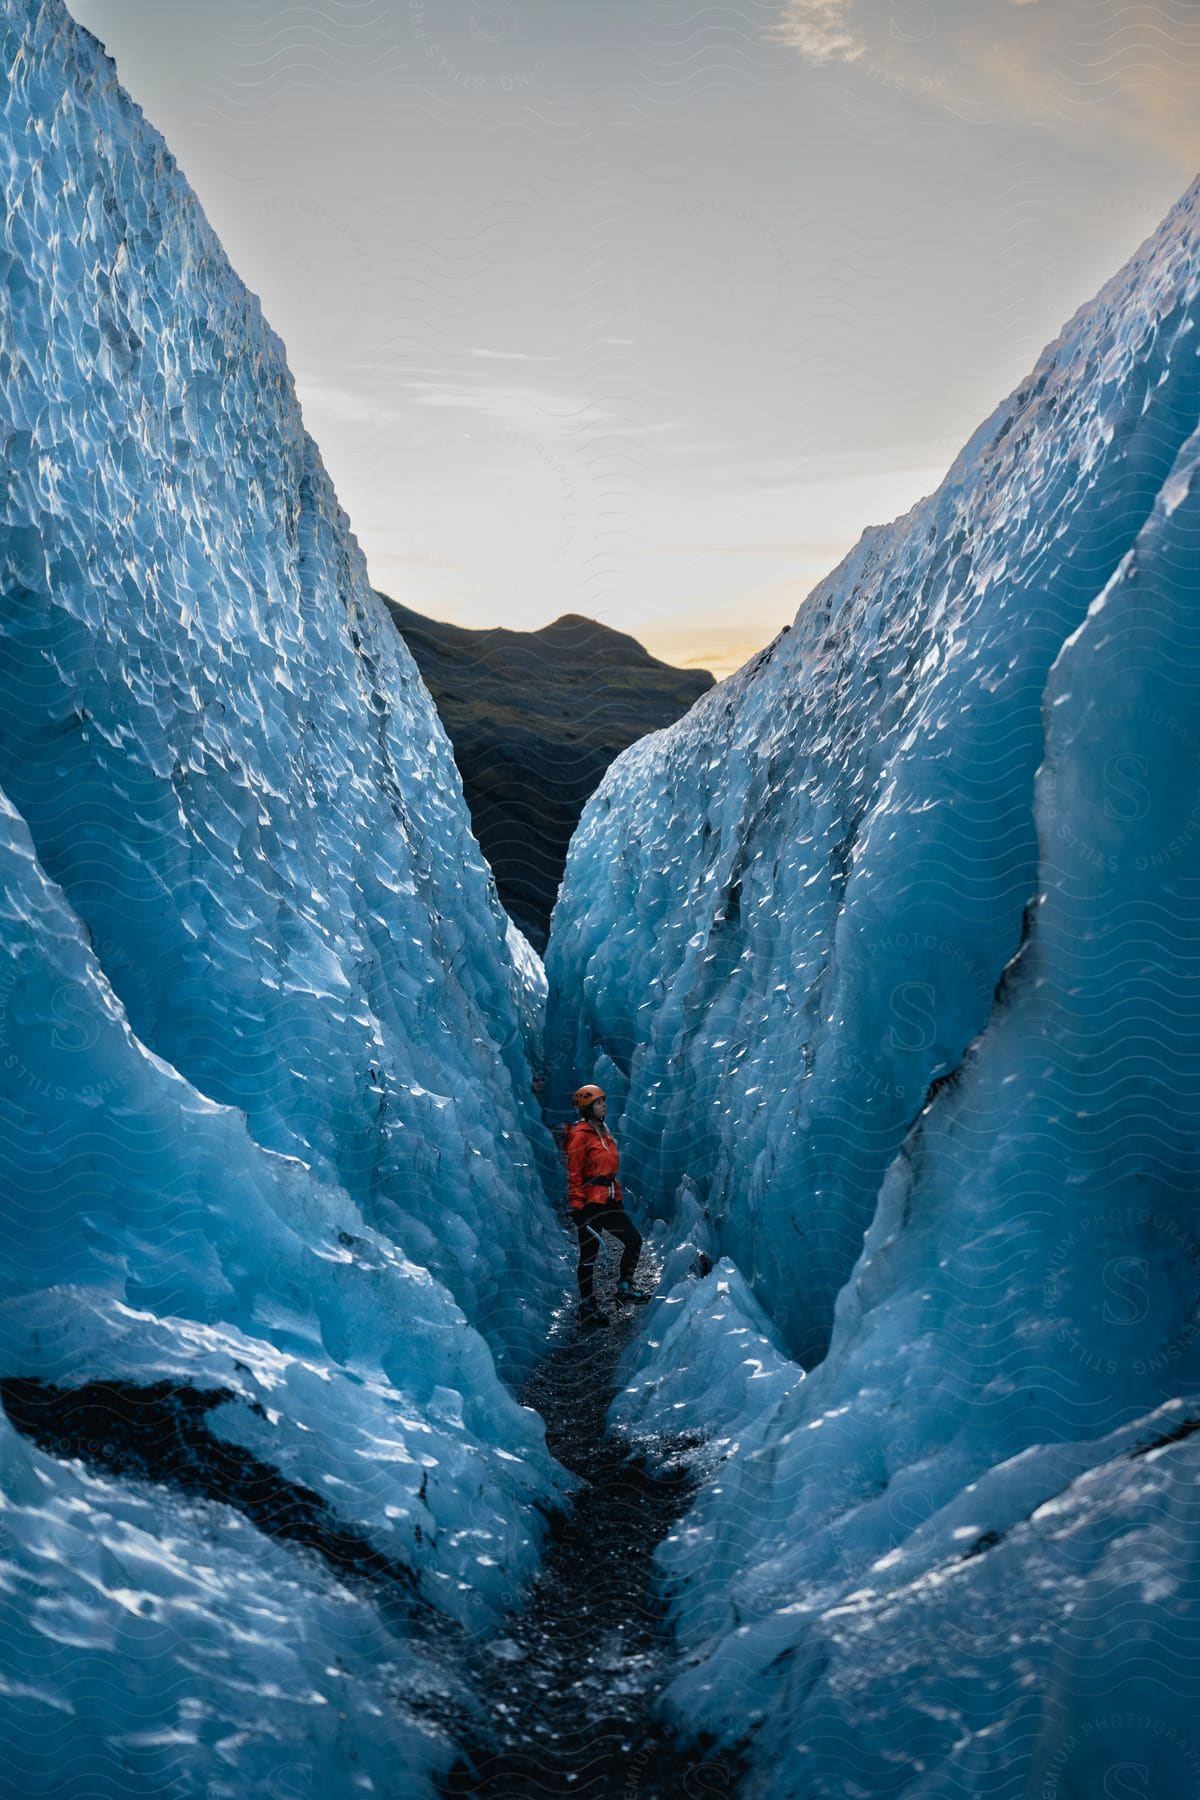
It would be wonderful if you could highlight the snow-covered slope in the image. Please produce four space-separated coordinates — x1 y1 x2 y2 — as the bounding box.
0 6 568 1792
551 182 1200 1794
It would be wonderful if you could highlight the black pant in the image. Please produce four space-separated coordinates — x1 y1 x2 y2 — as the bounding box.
574 1205 642 1300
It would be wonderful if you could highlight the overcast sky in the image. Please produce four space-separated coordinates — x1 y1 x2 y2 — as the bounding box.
71 0 1198 677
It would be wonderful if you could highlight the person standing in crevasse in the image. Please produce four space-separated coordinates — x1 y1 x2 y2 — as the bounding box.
566 1083 650 1326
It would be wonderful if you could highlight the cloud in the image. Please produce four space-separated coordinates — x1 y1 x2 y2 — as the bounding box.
769 0 867 62
770 0 1053 67
389 552 462 569
769 0 1200 159
404 379 614 437
403 380 682 442
294 376 399 427
651 538 855 559
465 348 547 362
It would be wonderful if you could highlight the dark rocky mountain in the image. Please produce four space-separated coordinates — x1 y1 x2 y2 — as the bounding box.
378 598 714 950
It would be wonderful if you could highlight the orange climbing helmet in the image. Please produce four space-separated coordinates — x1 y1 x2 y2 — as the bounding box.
573 1083 606 1113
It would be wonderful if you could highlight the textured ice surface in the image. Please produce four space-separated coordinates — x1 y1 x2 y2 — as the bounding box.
0 2 565 1380
0 790 564 1594
0 6 569 1793
505 914 548 1084
0 791 568 1794
609 1255 804 1528
0 1405 482 1800
555 183 1200 1794
661 1400 1200 1800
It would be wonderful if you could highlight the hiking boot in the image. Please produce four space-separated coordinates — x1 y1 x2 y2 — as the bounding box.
579 1296 609 1329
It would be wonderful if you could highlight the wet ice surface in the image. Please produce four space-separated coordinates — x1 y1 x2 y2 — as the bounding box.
0 1401 479 1800
1 1248 730 1800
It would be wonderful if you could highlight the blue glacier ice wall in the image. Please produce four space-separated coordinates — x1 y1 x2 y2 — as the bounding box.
0 1 565 1375
558 182 1200 1795
0 5 570 1793
548 177 1200 1366
0 789 569 1794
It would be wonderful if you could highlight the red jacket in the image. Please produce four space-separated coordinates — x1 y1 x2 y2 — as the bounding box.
565 1119 624 1211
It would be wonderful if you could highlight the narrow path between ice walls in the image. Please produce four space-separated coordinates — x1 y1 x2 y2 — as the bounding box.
5 7 1200 1799
435 1279 728 1799
545 179 1200 1799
